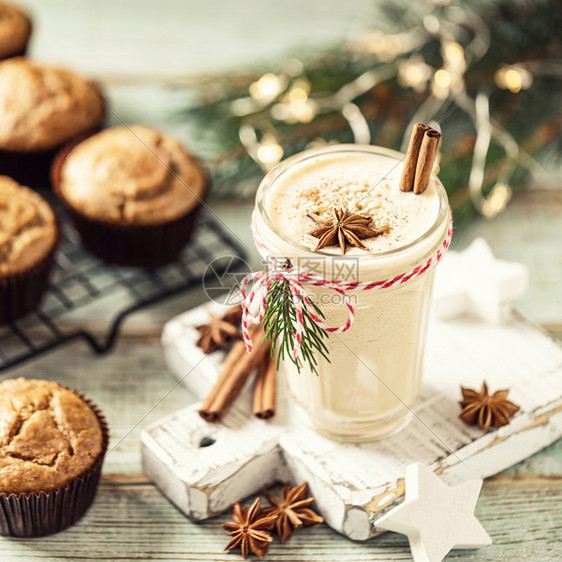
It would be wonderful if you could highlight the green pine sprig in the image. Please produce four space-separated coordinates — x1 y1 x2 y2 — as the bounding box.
262 279 330 375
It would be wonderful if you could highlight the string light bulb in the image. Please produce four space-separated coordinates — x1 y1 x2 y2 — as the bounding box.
480 183 512 218
398 54 433 92
432 68 452 98
443 41 466 73
430 40 467 98
256 133 284 168
288 79 310 101
271 79 317 123
365 31 402 61
249 73 283 103
495 64 533 93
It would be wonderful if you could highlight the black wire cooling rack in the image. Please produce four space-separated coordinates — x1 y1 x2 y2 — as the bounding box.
0 205 247 373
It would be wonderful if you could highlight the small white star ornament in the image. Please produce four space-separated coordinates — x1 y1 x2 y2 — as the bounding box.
376 463 491 562
433 237 528 324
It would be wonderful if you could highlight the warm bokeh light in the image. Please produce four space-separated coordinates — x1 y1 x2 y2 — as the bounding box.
494 65 533 93
481 183 512 217
397 54 432 92
249 73 282 102
256 134 284 166
365 31 402 61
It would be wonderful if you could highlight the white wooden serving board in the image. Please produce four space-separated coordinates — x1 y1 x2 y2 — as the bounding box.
141 303 562 541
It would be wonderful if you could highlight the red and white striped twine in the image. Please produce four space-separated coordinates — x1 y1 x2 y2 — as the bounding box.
239 211 453 360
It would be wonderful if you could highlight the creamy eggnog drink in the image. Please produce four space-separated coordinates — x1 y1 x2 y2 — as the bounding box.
252 144 451 441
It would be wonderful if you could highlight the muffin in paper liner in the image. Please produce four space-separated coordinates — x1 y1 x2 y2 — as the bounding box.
0 80 105 191
0 392 109 538
0 224 59 325
51 132 208 268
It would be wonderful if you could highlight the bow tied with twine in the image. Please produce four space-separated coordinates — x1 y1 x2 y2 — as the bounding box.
239 217 452 373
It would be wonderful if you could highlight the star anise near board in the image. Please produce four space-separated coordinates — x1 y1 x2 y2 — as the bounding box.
262 482 324 543
222 498 277 560
459 381 520 430
221 304 243 326
307 207 386 254
195 310 241 353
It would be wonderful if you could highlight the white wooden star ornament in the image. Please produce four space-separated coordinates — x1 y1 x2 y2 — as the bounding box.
433 237 528 324
376 463 491 562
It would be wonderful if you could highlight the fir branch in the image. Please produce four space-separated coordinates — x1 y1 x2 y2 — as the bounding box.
262 280 330 375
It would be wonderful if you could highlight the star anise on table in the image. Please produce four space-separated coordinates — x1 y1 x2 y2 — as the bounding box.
195 311 241 353
222 498 277 560
221 304 243 326
308 207 386 254
459 381 520 430
262 482 324 544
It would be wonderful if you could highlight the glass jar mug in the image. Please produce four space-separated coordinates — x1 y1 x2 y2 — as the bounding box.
252 145 451 441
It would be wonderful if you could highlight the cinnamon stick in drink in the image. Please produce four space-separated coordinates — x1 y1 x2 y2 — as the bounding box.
413 128 441 194
400 123 430 192
199 325 270 422
253 355 277 419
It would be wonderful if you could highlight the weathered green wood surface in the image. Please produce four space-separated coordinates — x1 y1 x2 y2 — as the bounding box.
0 478 560 560
1 2 560 559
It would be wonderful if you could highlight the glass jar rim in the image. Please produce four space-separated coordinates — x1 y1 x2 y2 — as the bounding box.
255 143 450 261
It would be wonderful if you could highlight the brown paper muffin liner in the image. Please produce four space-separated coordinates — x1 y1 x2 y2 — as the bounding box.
59 201 202 267
0 45 29 61
0 145 63 191
0 226 59 325
52 140 209 268
0 82 105 191
0 393 109 538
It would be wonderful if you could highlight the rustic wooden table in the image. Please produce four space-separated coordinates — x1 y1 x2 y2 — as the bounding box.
2 2 561 559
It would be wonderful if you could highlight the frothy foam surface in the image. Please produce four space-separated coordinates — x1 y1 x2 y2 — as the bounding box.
266 151 440 255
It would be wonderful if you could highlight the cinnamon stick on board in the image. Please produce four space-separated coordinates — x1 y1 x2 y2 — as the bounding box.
199 325 270 422
399 123 430 192
253 355 277 419
413 128 441 194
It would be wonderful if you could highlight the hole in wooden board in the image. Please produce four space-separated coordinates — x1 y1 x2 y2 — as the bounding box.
199 436 215 448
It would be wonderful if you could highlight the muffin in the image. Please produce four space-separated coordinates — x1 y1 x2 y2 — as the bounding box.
52 125 208 267
0 2 31 60
0 378 108 537
0 58 105 189
0 176 59 324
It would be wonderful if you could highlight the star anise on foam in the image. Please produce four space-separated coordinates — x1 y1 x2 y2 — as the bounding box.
459 381 520 430
262 482 324 544
222 498 277 560
308 207 385 254
195 311 241 353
